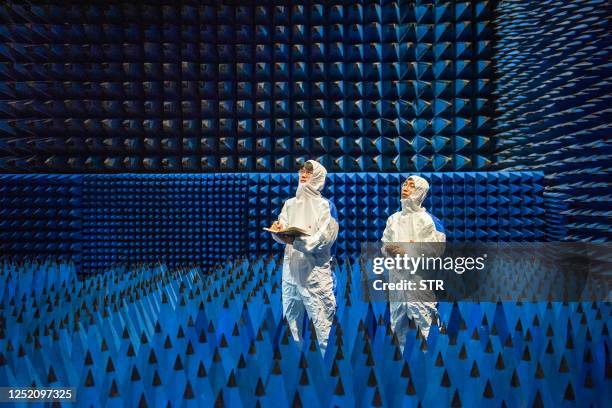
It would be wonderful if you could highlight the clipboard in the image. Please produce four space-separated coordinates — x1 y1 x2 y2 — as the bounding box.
263 226 311 237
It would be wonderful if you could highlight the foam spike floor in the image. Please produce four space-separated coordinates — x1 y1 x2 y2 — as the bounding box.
1 257 609 407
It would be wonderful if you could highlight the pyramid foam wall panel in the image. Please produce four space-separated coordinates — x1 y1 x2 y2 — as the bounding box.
492 0 611 242
80 174 249 273
1 257 608 406
0 1 494 173
1 172 546 273
249 172 547 259
0 174 82 262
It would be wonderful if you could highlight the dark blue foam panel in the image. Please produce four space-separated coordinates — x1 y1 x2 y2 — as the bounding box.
492 0 611 242
1 172 546 273
0 1 494 173
80 174 249 272
1 257 608 406
250 172 547 258
0 174 82 261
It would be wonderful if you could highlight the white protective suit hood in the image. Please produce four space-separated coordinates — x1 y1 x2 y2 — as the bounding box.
288 160 327 234
400 175 429 214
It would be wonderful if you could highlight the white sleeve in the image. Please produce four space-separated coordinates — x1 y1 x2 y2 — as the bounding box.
292 201 338 254
381 215 395 256
381 215 395 243
421 216 446 243
271 201 290 245
418 216 446 257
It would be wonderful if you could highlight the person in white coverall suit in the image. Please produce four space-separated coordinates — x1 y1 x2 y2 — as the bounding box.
269 160 339 354
381 175 446 349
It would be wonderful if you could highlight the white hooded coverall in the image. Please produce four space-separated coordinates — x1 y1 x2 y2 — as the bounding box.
273 160 339 354
381 175 446 347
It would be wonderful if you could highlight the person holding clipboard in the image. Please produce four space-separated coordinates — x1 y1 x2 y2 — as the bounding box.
265 160 339 355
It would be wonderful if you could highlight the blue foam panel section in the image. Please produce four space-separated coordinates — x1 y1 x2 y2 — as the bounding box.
250 172 547 259
0 1 494 172
1 257 608 406
80 174 249 273
1 172 546 273
492 0 611 242
0 174 82 261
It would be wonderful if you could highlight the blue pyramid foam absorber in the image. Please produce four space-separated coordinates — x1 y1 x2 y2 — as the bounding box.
493 0 610 241
0 1 493 173
0 257 608 406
